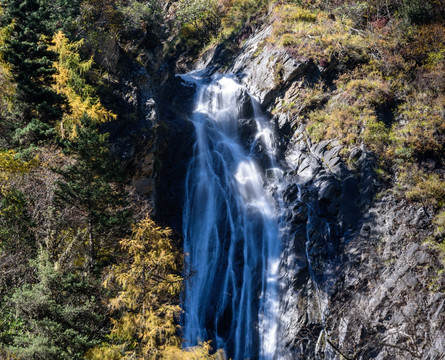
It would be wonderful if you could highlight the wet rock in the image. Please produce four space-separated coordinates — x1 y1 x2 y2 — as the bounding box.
276 113 291 132
283 183 300 203
229 27 314 108
317 177 341 216
237 90 255 119
238 118 258 149
291 201 308 224
412 207 430 229
324 145 343 163
339 176 360 230
311 139 330 156
349 146 362 162
156 79 197 231
133 177 155 194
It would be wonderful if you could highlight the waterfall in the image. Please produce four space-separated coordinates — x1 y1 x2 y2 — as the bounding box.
181 72 284 359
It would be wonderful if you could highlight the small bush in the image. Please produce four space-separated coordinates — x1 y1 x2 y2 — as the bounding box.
306 67 391 154
400 0 434 25
279 4 317 23
433 211 445 239
401 169 445 208
175 0 221 42
118 0 163 34
307 104 387 152
391 94 445 159
337 73 392 107
402 24 445 64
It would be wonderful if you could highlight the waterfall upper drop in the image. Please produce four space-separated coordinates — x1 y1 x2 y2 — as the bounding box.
181 72 284 360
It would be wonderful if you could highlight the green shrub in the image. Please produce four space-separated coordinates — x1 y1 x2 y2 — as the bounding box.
390 94 445 159
307 104 387 151
434 211 445 239
175 0 221 41
305 67 391 154
402 170 445 208
118 0 163 34
400 0 433 25
8 252 103 360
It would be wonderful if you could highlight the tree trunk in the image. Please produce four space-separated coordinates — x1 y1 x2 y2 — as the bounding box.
87 217 95 272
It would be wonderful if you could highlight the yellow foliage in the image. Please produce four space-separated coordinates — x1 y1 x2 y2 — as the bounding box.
406 176 445 208
274 4 317 24
162 342 226 359
398 166 445 208
89 217 183 359
0 150 38 183
49 31 116 139
337 72 391 107
0 23 16 113
306 68 392 153
308 105 381 147
390 94 445 157
433 211 445 239
404 24 445 64
87 345 122 360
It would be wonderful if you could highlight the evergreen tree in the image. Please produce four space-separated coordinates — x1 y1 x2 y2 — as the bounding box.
7 251 103 360
88 217 224 360
0 150 36 252
54 120 132 272
49 31 116 139
0 24 16 147
0 151 37 298
41 0 82 37
0 0 62 144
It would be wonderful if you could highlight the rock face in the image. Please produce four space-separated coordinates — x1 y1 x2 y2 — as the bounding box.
276 133 444 360
229 27 315 108
155 75 196 232
189 24 445 359
119 13 445 359
97 29 169 207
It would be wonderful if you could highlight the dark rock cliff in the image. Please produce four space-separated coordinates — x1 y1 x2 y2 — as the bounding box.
94 27 198 231
187 24 445 360
90 27 169 207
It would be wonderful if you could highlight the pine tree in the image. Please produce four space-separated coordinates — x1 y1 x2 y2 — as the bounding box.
54 121 132 272
87 217 183 359
7 251 103 360
40 0 82 37
0 0 62 144
49 31 116 139
0 14 18 146
0 151 38 298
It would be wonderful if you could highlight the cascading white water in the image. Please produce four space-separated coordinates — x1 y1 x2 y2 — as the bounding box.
181 72 283 359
